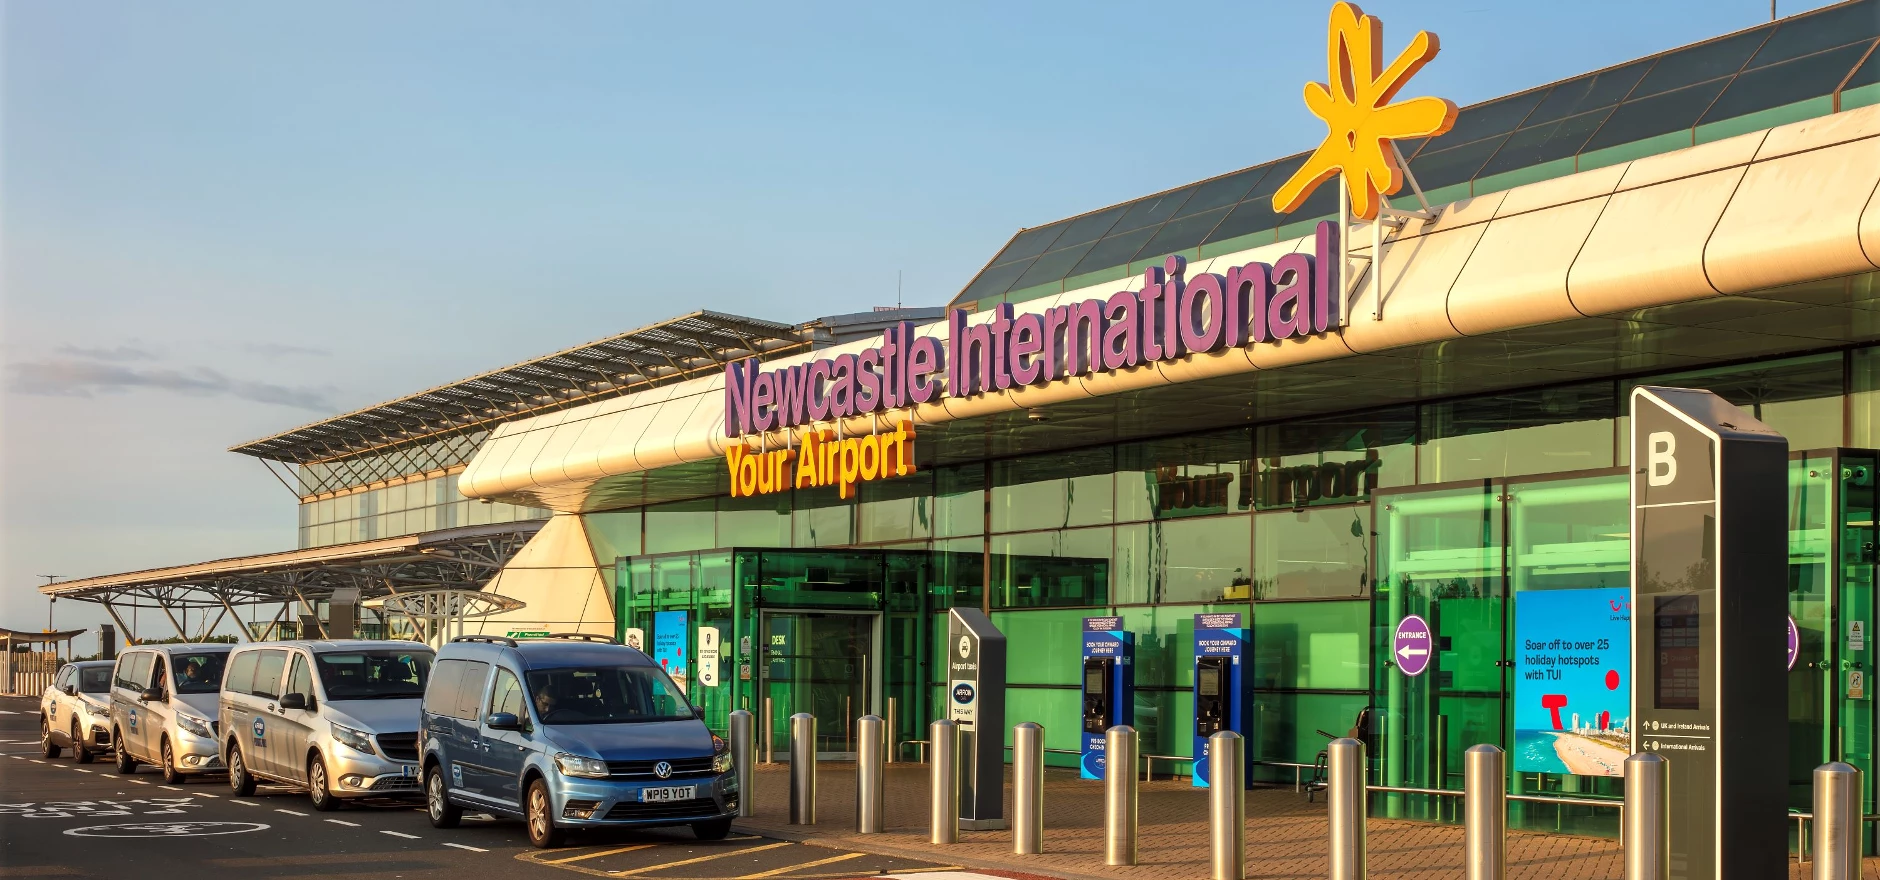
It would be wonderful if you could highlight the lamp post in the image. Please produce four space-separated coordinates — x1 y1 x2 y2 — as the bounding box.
39 576 59 632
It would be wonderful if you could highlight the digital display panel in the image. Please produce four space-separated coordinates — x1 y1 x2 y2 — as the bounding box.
1084 667 1104 693
1654 594 1702 710
1198 666 1220 697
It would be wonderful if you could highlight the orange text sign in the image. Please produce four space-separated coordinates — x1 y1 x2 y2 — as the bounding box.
726 420 916 500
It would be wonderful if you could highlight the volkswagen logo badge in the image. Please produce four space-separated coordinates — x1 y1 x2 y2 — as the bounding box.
653 761 672 779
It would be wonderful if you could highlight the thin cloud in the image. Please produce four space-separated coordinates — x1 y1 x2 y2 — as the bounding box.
242 342 330 358
7 359 335 411
56 343 159 362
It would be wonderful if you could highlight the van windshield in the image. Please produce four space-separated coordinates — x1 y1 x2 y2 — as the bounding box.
315 650 434 700
525 667 693 724
170 652 228 695
78 667 112 694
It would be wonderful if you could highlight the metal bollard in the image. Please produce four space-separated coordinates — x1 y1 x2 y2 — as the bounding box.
729 709 755 818
1208 730 1245 880
1624 753 1668 880
1105 725 1139 866
1328 737 1366 880
856 715 885 833
1814 762 1861 880
764 697 774 764
789 713 816 825
1014 722 1044 855
930 719 959 844
1464 744 1505 880
887 697 899 764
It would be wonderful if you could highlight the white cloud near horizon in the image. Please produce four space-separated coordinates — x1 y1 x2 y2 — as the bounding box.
7 358 336 411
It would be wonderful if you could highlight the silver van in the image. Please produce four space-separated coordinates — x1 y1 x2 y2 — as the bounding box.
108 644 233 783
219 640 433 810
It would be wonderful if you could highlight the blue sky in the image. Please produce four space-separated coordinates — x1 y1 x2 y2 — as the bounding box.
0 0 1841 647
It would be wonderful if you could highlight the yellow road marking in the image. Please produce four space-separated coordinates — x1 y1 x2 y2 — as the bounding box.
546 844 657 864
733 851 863 879
610 841 792 876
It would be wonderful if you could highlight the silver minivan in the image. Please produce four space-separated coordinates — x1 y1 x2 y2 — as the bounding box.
108 644 233 783
219 640 433 810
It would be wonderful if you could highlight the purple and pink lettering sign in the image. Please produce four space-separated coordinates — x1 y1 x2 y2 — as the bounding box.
725 222 1342 437
1394 614 1433 677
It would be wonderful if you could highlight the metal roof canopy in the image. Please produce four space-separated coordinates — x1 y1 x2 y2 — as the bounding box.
230 310 805 466
38 522 543 643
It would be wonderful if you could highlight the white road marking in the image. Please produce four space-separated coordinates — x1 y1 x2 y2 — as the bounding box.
381 830 420 839
159 786 182 791
72 769 93 774
441 843 487 852
231 799 258 806
324 819 360 827
0 709 20 714
129 780 149 785
195 792 217 798
275 809 307 816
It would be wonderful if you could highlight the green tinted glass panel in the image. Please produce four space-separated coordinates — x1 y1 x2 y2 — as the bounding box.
1252 599 1369 690
1255 506 1372 599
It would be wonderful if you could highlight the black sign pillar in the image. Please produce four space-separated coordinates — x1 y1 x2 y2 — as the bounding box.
1629 386 1788 880
947 608 1007 830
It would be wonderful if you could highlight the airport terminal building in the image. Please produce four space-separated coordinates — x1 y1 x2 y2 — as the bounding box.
47 0 1880 837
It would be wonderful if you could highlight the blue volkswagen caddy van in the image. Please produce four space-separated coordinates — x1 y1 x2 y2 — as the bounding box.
420 634 735 847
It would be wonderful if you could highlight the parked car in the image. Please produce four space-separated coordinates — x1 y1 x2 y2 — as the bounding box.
420 634 735 848
108 644 233 783
39 660 115 762
218 640 433 809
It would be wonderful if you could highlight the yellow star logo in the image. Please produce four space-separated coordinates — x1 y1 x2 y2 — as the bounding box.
1272 2 1458 222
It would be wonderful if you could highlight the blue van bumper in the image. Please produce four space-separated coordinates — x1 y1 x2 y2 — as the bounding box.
551 771 738 827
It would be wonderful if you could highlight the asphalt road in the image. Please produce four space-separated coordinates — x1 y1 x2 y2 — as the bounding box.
0 695 948 880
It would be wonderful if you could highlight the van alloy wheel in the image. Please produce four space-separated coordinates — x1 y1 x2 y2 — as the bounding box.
112 733 136 774
228 745 256 796
425 767 462 828
161 739 184 785
308 756 339 811
525 779 563 848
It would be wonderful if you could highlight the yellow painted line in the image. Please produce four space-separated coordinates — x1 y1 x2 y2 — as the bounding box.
610 841 792 876
545 844 657 864
734 851 863 879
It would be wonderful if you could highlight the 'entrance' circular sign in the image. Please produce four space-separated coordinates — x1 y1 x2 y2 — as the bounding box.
1788 616 1799 671
1394 614 1434 677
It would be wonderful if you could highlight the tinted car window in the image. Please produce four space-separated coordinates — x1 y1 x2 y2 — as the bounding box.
170 652 227 695
489 668 525 719
452 662 490 721
424 659 466 717
526 666 693 725
250 650 287 699
283 655 312 701
149 656 168 693
224 652 258 696
79 667 112 694
55 667 73 691
315 650 432 700
116 653 149 691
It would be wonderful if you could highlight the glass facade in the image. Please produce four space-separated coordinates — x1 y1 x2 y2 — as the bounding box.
591 340 1880 839
298 471 548 548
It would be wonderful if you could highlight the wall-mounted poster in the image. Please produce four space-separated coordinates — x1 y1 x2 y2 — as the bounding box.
1514 587 1631 777
653 610 689 694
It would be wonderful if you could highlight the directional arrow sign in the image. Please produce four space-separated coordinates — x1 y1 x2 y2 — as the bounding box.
1394 615 1433 677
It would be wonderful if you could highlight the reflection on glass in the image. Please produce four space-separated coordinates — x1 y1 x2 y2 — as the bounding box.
1254 507 1370 599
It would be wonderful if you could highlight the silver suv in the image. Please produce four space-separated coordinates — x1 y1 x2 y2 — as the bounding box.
219 640 433 810
40 661 115 762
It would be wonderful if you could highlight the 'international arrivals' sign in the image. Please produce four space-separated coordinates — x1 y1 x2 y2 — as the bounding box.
724 222 1341 438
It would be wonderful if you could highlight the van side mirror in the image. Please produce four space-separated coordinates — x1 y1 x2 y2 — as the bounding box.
487 712 522 731
139 687 163 702
278 693 307 710
693 706 705 720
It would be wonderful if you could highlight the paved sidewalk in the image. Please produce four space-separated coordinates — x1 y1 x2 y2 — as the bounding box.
731 761 1871 879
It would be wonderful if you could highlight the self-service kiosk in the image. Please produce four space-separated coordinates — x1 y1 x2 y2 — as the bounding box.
1080 616 1134 780
1192 612 1255 788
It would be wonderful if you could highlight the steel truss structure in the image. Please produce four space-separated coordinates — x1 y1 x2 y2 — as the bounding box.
37 522 544 644
229 310 807 477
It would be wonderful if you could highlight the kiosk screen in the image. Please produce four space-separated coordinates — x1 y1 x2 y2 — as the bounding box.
1654 594 1702 710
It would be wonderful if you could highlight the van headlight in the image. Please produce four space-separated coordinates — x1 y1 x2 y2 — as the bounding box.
553 752 610 779
330 722 374 753
713 751 733 774
175 714 213 739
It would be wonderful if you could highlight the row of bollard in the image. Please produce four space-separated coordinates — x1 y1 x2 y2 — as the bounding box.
728 712 1865 879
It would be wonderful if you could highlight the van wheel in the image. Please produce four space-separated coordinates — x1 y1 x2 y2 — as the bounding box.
112 732 137 774
308 755 340 811
72 723 94 764
692 818 733 840
161 739 185 785
227 744 257 796
425 766 462 828
40 718 61 759
525 778 564 848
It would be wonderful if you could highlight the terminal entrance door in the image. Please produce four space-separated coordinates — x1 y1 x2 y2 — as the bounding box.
761 610 878 760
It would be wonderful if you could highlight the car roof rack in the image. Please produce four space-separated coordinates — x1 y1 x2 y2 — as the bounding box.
544 633 620 644
451 635 517 647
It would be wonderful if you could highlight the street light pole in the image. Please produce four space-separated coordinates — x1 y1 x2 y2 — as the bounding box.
39 576 60 631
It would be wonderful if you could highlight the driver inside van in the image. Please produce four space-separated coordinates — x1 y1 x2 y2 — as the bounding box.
182 660 206 686
533 684 557 719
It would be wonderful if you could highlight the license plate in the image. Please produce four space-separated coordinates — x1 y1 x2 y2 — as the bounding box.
401 765 416 777
640 786 696 803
